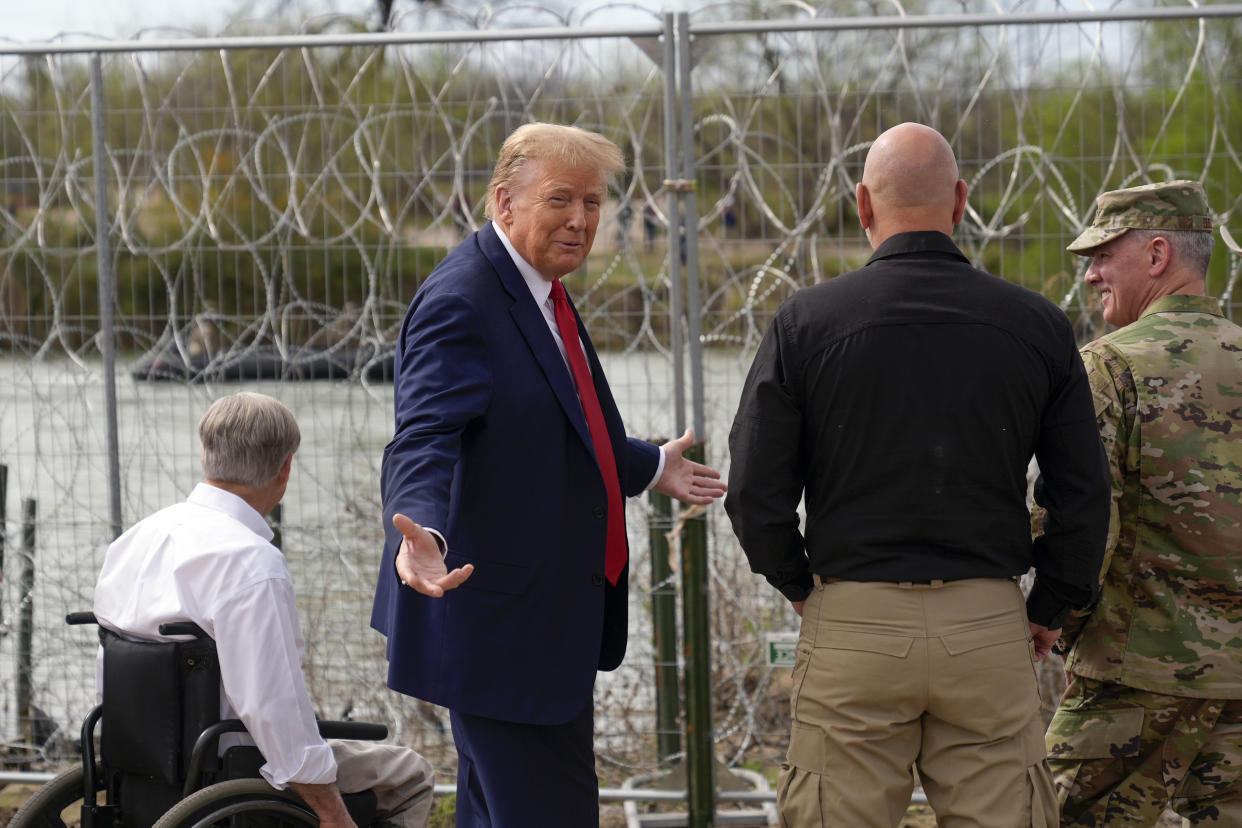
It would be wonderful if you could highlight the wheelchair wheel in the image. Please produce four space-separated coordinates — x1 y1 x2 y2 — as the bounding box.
151 778 316 828
9 766 104 828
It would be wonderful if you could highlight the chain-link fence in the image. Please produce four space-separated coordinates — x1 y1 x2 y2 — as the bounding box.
2 0 1240 816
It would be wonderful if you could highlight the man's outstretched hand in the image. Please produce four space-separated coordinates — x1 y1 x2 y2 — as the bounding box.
392 513 473 597
654 429 728 505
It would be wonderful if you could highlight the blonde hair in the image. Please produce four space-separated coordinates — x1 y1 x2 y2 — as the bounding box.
199 392 300 488
484 123 625 218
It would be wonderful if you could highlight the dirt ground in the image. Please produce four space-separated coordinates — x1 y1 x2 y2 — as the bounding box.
0 781 42 822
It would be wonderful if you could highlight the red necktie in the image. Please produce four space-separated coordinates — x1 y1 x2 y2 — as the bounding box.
550 279 627 585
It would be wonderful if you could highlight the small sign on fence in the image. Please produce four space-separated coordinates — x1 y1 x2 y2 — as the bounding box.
765 632 800 668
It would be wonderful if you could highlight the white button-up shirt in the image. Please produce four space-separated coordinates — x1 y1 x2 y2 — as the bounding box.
93 483 335 790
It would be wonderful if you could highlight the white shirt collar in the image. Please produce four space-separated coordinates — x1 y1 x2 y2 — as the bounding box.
187 482 275 542
492 220 555 307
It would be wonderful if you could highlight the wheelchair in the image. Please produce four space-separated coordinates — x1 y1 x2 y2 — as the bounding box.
11 612 388 828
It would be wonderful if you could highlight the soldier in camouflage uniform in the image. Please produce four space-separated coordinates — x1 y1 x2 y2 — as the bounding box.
1047 180 1242 826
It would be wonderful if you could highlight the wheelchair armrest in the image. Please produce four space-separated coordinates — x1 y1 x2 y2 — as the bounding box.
81 704 104 801
159 620 209 638
183 719 388 798
67 611 98 626
183 718 248 798
317 720 388 741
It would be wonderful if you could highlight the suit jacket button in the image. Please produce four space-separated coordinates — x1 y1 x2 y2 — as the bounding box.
593 506 605 518
591 574 604 586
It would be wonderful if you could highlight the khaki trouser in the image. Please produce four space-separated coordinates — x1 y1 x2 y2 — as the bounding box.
778 577 1057 828
331 739 436 828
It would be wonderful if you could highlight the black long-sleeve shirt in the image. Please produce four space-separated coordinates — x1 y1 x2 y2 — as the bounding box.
725 231 1110 627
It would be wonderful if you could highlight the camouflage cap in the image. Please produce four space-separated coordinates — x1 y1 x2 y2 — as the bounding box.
1066 179 1212 254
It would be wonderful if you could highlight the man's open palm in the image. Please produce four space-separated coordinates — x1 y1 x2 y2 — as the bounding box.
654 428 728 505
392 513 473 597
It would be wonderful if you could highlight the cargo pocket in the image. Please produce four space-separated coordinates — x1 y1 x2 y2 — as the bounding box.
789 631 912 725
787 721 828 775
1046 707 1144 760
940 622 1033 674
777 762 828 828
1046 706 1145 823
938 624 1029 656
940 622 1041 706
788 630 914 773
818 629 916 658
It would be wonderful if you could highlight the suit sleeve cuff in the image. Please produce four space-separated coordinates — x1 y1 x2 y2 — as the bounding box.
425 528 448 557
645 445 667 491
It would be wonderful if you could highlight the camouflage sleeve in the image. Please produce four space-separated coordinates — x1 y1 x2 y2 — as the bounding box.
1058 343 1130 652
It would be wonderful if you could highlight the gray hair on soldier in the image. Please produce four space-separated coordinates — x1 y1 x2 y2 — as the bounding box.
1129 228 1215 276
199 392 301 488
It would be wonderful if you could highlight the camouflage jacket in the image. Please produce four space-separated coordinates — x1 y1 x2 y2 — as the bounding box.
1062 294 1242 698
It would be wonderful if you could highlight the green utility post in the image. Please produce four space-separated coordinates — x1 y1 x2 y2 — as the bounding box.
682 443 714 826
17 497 35 743
648 489 682 762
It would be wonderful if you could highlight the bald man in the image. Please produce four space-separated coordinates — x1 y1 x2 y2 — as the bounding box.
725 123 1110 827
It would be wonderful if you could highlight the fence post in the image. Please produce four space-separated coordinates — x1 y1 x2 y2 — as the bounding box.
90 52 123 542
677 11 706 448
17 497 35 743
0 463 7 632
672 10 715 826
648 488 681 763
681 448 714 827
662 11 686 437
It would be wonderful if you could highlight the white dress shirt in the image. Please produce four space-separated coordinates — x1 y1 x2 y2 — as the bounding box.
93 483 335 790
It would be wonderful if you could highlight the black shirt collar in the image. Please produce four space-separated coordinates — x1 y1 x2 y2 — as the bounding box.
866 231 970 266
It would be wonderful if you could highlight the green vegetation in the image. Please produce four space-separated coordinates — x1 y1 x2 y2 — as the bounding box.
428 792 456 828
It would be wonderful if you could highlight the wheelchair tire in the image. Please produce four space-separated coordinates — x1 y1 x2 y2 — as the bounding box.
8 766 103 828
150 778 316 828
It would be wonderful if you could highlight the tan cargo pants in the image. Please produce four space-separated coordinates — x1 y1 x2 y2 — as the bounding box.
778 577 1057 827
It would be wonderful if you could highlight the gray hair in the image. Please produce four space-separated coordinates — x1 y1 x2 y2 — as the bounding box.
1130 228 1214 276
199 392 300 488
484 122 625 219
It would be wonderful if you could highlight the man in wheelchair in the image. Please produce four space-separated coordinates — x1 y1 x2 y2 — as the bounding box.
90 392 435 827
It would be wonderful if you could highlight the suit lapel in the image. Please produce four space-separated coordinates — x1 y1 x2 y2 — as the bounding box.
477 224 594 453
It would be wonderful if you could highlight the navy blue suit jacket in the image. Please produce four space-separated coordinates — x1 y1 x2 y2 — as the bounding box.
371 223 661 725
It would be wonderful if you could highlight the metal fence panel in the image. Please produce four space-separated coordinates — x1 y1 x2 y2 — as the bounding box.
0 20 679 783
